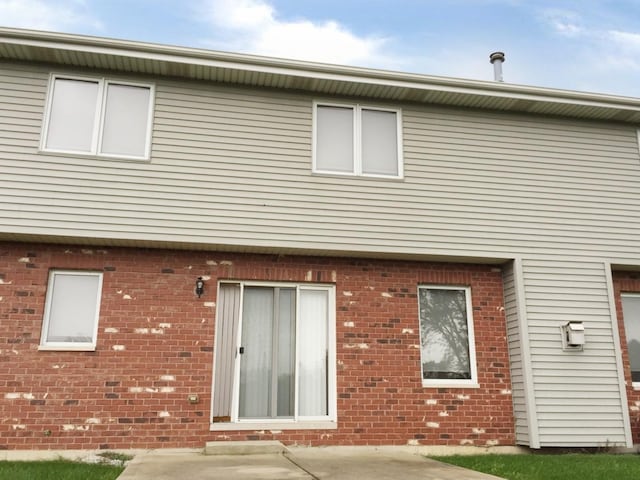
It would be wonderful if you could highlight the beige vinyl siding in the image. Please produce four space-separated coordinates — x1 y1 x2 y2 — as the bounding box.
3 63 640 259
0 66 47 154
522 260 629 447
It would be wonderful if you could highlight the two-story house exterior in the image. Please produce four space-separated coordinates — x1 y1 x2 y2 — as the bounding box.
1 27 640 451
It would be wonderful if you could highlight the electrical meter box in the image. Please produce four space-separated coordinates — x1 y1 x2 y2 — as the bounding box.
561 321 585 351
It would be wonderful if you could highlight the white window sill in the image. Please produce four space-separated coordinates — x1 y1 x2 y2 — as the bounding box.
39 149 151 163
210 421 337 431
632 382 640 390
38 345 96 352
422 381 480 389
311 170 404 181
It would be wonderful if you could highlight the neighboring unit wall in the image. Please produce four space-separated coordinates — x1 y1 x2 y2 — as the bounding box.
612 271 640 444
0 242 514 450
521 261 630 447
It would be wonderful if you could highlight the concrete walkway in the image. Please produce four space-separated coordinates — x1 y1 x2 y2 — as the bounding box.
117 446 505 480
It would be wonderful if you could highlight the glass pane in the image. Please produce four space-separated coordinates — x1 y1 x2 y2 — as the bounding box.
298 289 328 416
276 289 295 417
100 83 151 157
315 105 354 173
239 287 273 418
418 288 471 380
45 78 99 152
361 109 398 176
621 296 640 382
47 273 100 342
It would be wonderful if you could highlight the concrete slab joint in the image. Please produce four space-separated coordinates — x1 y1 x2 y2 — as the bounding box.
204 440 288 455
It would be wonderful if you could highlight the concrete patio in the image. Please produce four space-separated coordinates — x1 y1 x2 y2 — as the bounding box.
116 443 506 479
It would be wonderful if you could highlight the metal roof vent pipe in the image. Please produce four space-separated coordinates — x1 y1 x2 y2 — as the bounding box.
489 51 505 82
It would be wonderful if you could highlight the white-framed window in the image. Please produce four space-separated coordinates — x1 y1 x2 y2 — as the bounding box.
620 293 640 387
39 270 103 351
313 102 403 178
418 285 478 387
41 74 154 160
211 282 336 430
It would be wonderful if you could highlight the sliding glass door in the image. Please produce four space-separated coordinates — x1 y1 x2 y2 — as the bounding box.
213 282 335 424
238 287 295 418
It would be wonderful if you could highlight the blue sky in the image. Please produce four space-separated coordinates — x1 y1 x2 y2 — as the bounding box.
2 0 640 97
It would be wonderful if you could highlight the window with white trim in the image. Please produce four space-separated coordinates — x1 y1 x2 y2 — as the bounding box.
40 271 103 351
212 282 336 428
620 293 640 386
313 102 402 178
42 75 154 160
418 286 478 387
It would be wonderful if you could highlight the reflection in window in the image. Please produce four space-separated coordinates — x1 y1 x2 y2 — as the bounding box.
418 286 477 385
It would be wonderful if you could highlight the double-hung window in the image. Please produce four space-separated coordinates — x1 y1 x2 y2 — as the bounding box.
212 282 336 429
620 293 640 386
418 286 478 387
39 270 103 351
313 102 402 178
42 75 154 160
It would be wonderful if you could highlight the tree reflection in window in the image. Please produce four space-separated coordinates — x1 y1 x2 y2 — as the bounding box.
419 287 471 380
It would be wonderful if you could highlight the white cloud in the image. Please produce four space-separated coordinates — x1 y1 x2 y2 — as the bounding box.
542 9 583 37
196 0 389 66
608 30 640 49
537 8 640 84
603 30 640 70
0 0 101 31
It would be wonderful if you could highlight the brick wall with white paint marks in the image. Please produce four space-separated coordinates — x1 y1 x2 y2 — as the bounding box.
0 242 514 449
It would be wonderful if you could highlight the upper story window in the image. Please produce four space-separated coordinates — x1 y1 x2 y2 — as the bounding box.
41 75 154 160
418 285 478 387
313 102 403 178
39 270 103 351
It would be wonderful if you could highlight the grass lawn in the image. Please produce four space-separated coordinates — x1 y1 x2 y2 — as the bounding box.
431 454 640 480
0 459 125 480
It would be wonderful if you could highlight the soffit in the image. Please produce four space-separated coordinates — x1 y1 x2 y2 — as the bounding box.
2 28 640 123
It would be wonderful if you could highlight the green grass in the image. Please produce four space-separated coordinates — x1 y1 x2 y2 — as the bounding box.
0 459 125 480
431 454 640 480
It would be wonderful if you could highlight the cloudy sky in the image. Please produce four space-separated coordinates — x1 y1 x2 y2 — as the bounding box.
2 0 640 97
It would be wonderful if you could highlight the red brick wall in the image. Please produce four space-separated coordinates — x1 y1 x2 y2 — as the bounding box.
0 242 514 450
611 271 640 444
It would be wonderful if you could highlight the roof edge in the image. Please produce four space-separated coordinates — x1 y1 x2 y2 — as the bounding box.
2 27 640 115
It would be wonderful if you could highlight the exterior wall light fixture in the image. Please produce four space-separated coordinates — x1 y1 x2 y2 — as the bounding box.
195 277 205 298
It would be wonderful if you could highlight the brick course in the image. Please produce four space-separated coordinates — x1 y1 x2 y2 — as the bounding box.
0 242 514 449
